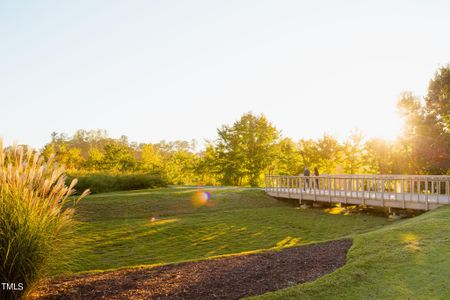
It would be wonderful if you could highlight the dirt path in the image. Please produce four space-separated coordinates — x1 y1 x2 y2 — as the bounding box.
32 239 352 300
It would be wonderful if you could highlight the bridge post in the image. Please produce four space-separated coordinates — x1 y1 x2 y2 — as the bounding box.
381 179 385 207
344 178 348 204
313 177 317 201
437 179 440 204
431 180 434 204
299 177 303 203
287 177 291 198
425 179 429 210
402 178 405 209
362 178 365 206
446 180 449 204
328 177 331 203
387 179 391 201
276 176 279 197
265 176 268 193
300 177 303 197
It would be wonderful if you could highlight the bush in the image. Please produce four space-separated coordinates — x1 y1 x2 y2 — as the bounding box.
0 141 89 300
68 173 168 194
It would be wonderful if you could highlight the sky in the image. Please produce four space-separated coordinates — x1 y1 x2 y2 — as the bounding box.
1 0 449 149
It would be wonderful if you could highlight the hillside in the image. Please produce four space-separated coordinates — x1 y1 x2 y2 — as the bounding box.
253 205 450 299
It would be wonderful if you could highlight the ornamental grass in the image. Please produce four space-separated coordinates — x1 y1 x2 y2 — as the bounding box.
0 139 89 299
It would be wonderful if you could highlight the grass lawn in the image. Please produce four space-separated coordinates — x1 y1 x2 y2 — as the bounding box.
58 187 391 275
251 205 450 299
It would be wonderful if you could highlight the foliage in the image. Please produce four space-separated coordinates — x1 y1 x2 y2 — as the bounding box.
38 64 450 187
67 173 168 194
397 65 450 174
426 65 450 132
216 113 280 186
0 140 88 299
341 130 367 174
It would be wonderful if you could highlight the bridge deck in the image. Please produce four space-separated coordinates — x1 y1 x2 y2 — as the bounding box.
265 175 450 211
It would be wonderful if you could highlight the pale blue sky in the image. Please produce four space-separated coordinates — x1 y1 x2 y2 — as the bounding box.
1 0 449 149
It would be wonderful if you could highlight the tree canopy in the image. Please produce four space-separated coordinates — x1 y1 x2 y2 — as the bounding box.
34 65 450 185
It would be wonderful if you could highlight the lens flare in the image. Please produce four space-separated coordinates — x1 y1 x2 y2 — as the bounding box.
191 191 212 208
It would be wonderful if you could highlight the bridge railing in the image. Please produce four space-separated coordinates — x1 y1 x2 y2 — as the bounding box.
265 175 450 209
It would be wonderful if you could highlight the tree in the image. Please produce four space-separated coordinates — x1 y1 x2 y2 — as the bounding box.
101 141 136 172
397 65 450 174
315 134 342 174
196 141 220 185
426 65 450 132
365 138 394 174
297 139 320 172
140 144 164 175
341 130 366 174
273 138 300 175
41 133 84 170
216 112 280 186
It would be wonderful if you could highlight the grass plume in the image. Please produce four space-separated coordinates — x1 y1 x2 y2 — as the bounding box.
0 139 89 299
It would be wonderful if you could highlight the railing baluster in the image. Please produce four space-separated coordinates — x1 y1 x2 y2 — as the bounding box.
328 176 332 202
344 178 348 204
402 178 405 209
446 179 449 204
362 178 365 206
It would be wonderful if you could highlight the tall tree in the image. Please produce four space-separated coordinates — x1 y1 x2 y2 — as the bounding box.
398 65 450 174
341 130 366 174
426 65 450 132
315 134 342 174
365 138 393 174
196 142 220 185
273 138 300 175
216 112 280 186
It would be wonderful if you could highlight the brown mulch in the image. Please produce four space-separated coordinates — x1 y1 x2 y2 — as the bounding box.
32 239 352 300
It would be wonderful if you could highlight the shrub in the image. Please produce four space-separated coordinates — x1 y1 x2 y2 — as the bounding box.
0 140 89 299
67 173 168 194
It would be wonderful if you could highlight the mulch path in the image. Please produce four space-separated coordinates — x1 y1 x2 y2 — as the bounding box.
32 239 352 300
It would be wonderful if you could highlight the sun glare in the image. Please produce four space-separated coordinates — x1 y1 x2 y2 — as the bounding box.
365 113 404 141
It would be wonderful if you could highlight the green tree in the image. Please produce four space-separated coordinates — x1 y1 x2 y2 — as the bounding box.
341 130 366 174
297 139 320 171
273 138 300 175
398 65 450 174
216 112 280 186
140 144 164 175
41 133 84 170
315 134 342 174
196 142 220 185
101 141 137 172
365 138 393 174
426 65 450 132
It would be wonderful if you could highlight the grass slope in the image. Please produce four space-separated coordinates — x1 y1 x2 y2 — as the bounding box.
58 187 390 275
252 205 450 300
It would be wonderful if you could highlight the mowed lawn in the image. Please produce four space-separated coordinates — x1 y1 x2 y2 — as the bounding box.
251 205 450 299
58 187 391 275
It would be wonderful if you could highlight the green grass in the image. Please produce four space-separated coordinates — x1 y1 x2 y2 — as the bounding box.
57 187 391 275
251 205 450 300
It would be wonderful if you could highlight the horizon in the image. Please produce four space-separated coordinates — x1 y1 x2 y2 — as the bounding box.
1 1 450 148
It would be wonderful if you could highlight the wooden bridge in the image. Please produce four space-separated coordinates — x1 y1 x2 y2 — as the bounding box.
265 175 450 210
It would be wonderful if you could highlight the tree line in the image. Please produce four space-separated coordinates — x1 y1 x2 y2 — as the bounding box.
39 65 449 186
